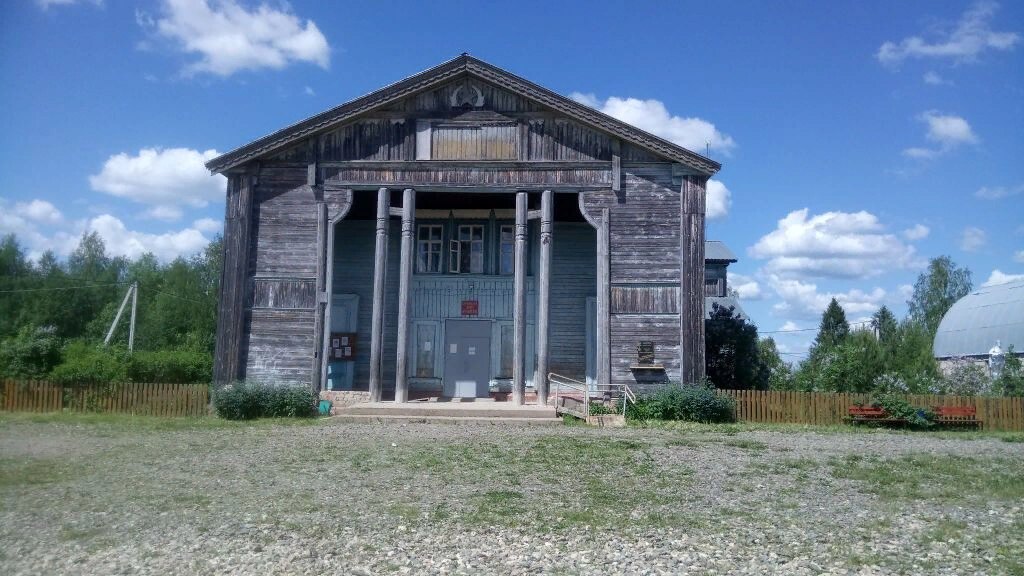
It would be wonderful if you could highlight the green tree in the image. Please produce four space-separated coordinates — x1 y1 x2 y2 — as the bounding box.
705 303 768 390
758 337 795 390
907 256 972 336
871 305 898 345
812 298 849 352
995 347 1024 397
814 330 886 393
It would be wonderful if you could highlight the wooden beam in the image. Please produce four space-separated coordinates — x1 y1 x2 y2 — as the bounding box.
394 188 416 403
680 176 707 384
597 208 610 387
611 138 621 193
312 201 327 390
213 168 256 385
369 187 390 402
512 191 529 405
535 190 553 405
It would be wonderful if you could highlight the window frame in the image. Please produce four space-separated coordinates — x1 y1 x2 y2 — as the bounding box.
415 224 444 274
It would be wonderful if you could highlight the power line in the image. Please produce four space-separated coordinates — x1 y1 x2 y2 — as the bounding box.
150 288 207 305
0 282 130 294
760 320 871 335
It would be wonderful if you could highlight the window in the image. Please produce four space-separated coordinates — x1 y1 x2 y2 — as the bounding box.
415 324 436 378
499 225 514 275
450 225 484 274
416 225 443 273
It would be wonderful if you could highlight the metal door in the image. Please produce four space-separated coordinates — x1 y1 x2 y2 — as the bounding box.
443 320 491 398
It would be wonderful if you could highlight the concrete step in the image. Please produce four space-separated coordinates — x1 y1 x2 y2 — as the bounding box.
326 414 564 426
335 402 557 419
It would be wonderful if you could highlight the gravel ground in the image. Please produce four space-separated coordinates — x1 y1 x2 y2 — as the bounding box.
1 416 1022 575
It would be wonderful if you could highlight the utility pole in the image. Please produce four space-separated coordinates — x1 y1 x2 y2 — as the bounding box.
104 282 139 352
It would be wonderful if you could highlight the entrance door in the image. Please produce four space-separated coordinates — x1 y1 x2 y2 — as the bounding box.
443 320 491 398
326 294 359 391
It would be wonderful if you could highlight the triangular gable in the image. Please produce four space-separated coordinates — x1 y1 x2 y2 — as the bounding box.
205 54 721 176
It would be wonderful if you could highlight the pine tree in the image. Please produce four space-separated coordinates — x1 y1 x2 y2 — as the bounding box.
813 298 849 351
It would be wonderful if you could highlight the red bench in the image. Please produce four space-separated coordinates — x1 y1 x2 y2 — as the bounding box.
844 405 906 426
933 406 982 429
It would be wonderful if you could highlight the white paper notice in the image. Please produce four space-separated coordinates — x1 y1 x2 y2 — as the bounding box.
424 341 432 352
450 344 458 354
468 346 476 355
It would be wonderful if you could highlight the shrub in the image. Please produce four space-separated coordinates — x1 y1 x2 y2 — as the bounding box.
626 383 735 423
127 349 212 383
943 361 991 396
587 401 618 416
49 341 129 384
213 381 317 420
0 326 63 379
870 393 934 428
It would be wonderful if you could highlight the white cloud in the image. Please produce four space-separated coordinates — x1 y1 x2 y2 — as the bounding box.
960 226 987 251
779 321 801 332
983 269 1024 286
975 183 1024 199
768 275 887 321
706 179 731 220
1 197 214 262
749 208 920 279
193 217 222 233
1015 250 1024 264
898 284 914 300
14 200 63 224
902 111 978 159
569 92 736 155
144 0 330 77
902 224 930 240
85 214 210 261
89 147 226 220
728 272 762 300
877 1 1020 66
922 71 951 85
304 85 316 96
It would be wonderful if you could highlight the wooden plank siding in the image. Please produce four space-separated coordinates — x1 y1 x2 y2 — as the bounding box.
581 163 687 387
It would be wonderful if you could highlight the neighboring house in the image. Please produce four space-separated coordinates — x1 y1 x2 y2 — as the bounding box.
933 278 1024 375
704 240 747 321
205 55 721 404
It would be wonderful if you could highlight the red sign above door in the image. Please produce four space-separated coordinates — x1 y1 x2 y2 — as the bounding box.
461 300 479 316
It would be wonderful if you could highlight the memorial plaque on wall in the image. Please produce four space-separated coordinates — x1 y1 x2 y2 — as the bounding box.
330 332 358 360
637 341 655 365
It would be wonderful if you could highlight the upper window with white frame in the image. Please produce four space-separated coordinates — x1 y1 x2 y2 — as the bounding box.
450 224 484 274
416 225 443 273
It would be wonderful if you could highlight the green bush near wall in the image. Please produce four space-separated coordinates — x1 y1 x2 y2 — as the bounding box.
627 383 736 423
47 342 212 384
212 382 318 420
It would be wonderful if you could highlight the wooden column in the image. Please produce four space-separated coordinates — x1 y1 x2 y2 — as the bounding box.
312 201 328 390
213 169 255 385
369 187 390 402
394 188 416 403
680 175 707 384
512 191 529 405
596 208 610 387
535 190 553 405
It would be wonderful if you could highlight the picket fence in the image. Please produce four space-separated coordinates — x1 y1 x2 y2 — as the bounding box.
1 379 209 417
718 389 1024 431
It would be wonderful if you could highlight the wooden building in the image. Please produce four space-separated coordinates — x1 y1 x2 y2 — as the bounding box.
206 55 721 405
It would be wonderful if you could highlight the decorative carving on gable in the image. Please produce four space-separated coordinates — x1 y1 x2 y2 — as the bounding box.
449 81 485 109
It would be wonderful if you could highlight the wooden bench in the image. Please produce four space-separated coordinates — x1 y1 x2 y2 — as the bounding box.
844 405 906 426
933 406 982 429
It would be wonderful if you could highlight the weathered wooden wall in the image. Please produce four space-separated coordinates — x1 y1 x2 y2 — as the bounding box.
581 163 684 387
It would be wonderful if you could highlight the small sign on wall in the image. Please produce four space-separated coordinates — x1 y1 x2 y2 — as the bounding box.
330 332 357 360
461 300 479 316
637 341 655 365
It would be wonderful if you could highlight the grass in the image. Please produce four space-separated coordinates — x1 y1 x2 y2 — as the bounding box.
830 454 1024 502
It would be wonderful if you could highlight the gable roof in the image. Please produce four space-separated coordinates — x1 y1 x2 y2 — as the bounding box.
205 54 722 176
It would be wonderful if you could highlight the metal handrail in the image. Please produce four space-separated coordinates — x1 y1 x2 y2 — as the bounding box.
549 372 589 419
622 383 637 416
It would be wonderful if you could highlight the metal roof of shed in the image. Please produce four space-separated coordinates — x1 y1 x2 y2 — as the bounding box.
705 241 737 262
933 278 1024 358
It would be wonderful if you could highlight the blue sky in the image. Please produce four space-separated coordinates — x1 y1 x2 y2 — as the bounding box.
2 0 1022 358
